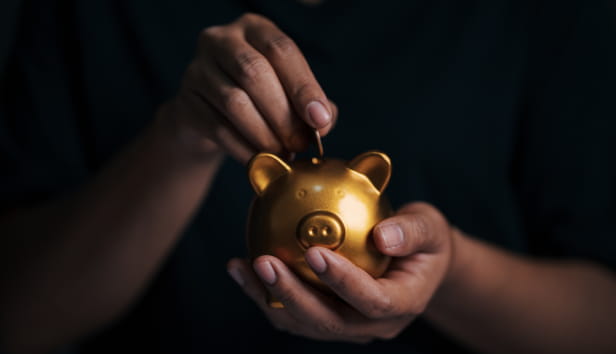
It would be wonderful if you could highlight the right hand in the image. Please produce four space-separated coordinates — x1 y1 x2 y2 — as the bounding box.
165 13 338 163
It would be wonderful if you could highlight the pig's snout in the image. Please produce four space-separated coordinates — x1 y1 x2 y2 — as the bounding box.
297 211 345 250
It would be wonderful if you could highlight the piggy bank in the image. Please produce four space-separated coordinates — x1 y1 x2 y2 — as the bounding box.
246 151 393 290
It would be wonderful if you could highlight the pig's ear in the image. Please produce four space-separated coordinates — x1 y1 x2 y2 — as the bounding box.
247 153 291 196
348 151 392 193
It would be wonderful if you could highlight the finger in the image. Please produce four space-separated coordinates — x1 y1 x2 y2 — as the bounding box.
186 58 287 155
373 202 448 257
226 258 301 332
204 31 311 152
251 255 406 343
176 91 255 163
227 258 268 305
305 247 411 320
243 19 335 135
375 203 452 318
252 255 356 341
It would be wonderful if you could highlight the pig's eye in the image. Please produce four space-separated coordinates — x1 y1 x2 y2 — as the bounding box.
296 189 307 198
336 189 345 198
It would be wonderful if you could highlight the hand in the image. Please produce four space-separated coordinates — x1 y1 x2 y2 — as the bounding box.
227 202 455 343
160 13 338 163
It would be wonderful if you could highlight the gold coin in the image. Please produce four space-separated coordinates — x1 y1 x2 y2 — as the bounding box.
314 129 324 159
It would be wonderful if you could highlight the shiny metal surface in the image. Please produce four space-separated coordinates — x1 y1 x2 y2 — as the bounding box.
246 151 393 292
297 211 345 250
314 129 324 159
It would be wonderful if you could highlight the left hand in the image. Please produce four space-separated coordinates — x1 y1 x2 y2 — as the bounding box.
227 202 456 343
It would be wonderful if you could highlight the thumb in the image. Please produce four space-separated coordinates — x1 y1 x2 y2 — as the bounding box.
320 99 338 136
373 202 445 257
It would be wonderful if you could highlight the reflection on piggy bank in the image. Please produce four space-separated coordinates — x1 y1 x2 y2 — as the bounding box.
246 151 393 290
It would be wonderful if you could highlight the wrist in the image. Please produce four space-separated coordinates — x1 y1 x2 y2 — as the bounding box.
443 228 474 290
151 99 224 163
425 228 476 314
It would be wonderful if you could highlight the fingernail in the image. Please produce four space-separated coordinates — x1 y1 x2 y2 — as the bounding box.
228 266 245 287
254 260 277 285
306 101 331 128
377 223 404 249
305 248 327 274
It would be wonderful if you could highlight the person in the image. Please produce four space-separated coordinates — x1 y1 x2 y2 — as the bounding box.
1 1 615 353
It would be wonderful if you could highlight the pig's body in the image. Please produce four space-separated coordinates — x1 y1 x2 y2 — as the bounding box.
247 153 393 289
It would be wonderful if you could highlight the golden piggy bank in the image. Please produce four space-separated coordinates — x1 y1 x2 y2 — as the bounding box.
246 151 393 290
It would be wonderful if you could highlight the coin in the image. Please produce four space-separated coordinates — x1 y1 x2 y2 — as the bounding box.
314 129 324 159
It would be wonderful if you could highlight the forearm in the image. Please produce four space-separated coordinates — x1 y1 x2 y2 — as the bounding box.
0 108 224 353
425 231 616 354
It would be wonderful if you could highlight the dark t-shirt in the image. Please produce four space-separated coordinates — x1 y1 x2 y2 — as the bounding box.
1 1 615 353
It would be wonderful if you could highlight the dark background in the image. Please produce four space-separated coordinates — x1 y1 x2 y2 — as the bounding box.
1 1 615 353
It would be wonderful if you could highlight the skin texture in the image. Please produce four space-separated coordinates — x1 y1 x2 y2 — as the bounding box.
1 12 614 354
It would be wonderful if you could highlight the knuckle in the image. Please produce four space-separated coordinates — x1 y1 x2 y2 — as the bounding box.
405 201 432 211
379 332 395 340
292 81 314 101
237 12 276 28
364 295 396 319
221 88 251 114
396 213 431 251
400 202 451 252
275 289 299 306
379 328 404 340
316 319 345 335
238 12 264 24
411 213 431 239
405 202 447 227
199 26 225 47
263 35 297 58
235 52 270 82
212 124 228 144
259 138 282 154
408 299 427 316
200 25 222 39
420 202 447 223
